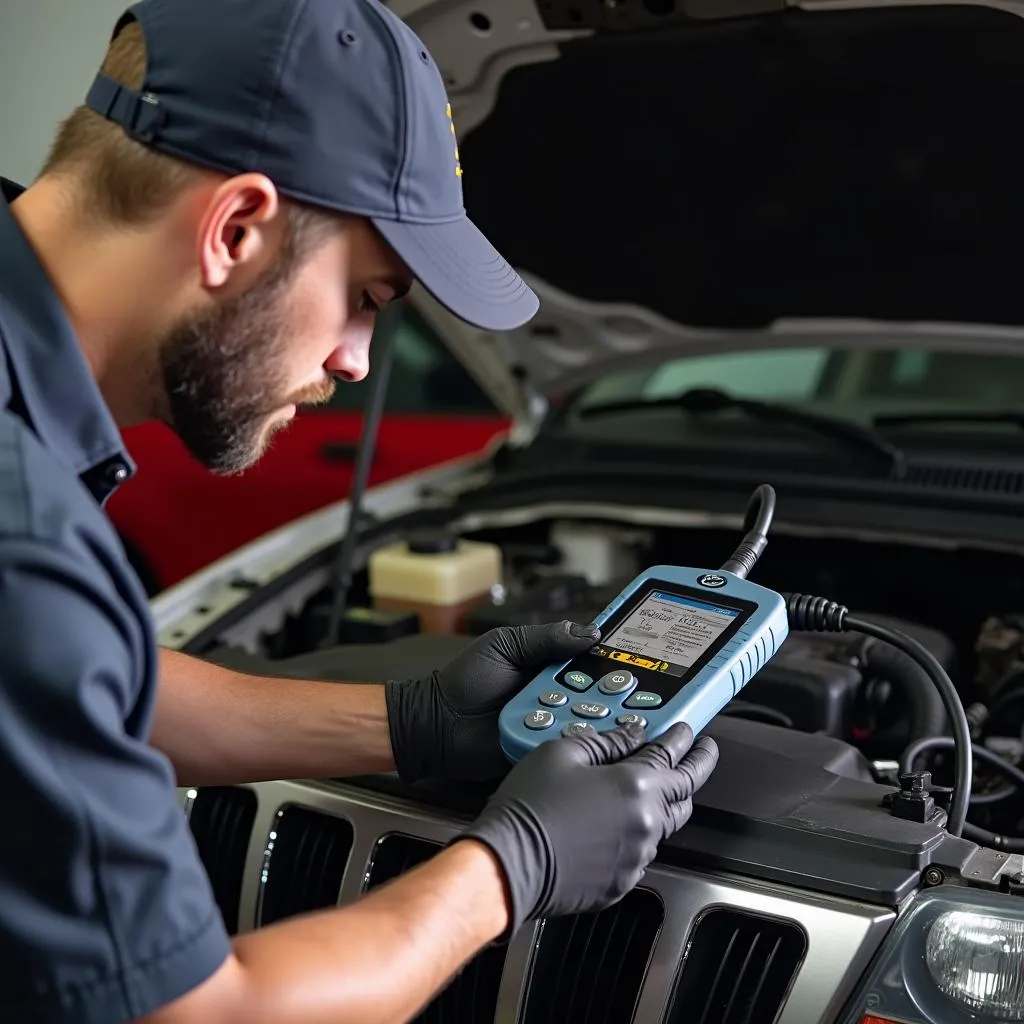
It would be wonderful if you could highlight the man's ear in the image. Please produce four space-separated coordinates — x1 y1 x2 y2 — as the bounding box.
196 173 282 291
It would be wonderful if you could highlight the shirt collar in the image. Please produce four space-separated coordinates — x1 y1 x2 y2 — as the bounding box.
0 177 135 501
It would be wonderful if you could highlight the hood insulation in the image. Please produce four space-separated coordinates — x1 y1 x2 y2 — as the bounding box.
459 5 1024 330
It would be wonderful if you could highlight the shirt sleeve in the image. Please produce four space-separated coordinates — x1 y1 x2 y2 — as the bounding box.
0 537 230 1024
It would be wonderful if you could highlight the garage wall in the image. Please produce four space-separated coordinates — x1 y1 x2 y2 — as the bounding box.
1 0 129 185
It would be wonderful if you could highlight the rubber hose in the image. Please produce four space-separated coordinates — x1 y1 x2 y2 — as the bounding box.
861 639 946 744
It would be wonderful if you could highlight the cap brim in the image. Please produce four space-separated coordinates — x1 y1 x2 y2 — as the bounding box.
371 214 539 331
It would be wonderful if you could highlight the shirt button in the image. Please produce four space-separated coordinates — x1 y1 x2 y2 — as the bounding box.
107 462 129 485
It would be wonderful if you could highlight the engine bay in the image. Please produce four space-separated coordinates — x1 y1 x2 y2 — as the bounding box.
200 507 1024 861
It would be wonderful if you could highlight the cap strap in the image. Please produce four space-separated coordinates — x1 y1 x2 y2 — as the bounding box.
85 72 166 143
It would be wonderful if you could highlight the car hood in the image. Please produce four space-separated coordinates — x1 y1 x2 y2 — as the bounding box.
394 0 1024 416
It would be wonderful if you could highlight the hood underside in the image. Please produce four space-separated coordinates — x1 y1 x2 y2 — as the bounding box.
391 0 1024 404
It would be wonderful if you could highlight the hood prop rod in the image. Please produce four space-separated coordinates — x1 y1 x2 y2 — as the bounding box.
321 303 400 647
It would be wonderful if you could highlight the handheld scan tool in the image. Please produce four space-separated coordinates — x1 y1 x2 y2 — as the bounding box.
499 485 789 762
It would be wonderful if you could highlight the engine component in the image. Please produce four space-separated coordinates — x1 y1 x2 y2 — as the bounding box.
548 521 645 586
735 639 863 737
367 529 502 634
785 593 973 839
975 613 1024 698
331 607 420 645
465 573 623 635
974 614 1024 739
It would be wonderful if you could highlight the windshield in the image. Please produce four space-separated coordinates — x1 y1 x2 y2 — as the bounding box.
570 346 1024 415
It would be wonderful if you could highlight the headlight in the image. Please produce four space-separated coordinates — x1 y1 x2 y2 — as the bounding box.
841 885 1024 1024
925 910 1024 1017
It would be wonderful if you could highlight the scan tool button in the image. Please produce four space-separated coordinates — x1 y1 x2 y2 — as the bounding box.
524 710 555 730
572 702 610 719
563 722 596 738
617 713 647 728
623 691 663 710
563 671 593 692
598 670 636 695
539 691 567 708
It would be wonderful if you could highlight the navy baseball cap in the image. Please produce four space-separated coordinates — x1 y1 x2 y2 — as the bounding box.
84 0 538 331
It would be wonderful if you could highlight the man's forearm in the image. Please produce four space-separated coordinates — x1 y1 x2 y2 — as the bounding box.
152 648 396 786
142 839 511 1024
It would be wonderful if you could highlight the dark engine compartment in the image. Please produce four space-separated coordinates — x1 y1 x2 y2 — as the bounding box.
204 509 1024 883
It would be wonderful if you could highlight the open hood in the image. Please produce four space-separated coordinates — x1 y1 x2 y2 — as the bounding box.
391 0 1024 413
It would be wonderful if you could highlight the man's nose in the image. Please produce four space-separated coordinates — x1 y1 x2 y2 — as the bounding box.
325 340 370 383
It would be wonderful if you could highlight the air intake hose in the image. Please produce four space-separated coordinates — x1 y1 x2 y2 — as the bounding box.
859 637 947 743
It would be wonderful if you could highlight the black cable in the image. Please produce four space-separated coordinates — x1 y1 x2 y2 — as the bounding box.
962 822 1024 852
901 736 1024 808
720 484 776 579
784 594 972 838
933 784 1016 807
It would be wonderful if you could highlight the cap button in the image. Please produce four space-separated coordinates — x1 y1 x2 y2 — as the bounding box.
338 29 358 46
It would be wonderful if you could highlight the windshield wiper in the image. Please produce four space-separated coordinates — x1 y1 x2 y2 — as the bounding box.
873 410 1024 431
577 386 906 476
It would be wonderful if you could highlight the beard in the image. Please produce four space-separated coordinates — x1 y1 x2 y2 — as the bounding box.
157 259 336 474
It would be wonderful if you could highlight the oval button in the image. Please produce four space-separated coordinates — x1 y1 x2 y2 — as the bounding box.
539 691 567 707
524 710 555 730
623 691 663 710
563 671 593 692
616 713 648 728
562 722 595 738
598 670 636 695
572 702 610 719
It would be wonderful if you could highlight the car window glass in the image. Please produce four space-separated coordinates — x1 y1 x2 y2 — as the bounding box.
577 348 831 407
853 350 1024 405
325 306 496 414
644 349 831 399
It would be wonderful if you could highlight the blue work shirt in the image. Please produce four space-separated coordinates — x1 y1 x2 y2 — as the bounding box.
0 178 230 1022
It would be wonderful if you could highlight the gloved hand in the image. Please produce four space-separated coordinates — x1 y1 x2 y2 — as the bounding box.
385 620 600 783
459 722 719 938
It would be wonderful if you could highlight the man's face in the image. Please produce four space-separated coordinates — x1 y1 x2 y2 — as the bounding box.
159 215 410 474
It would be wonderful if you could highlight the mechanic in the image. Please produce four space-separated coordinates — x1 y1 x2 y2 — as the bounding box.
0 1 718 1023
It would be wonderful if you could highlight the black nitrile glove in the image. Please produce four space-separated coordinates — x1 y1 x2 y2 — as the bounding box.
385 620 600 783
459 722 719 939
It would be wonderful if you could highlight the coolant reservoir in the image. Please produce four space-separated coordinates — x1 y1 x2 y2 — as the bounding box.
368 531 502 634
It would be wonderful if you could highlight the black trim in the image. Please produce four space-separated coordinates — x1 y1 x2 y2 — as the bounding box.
335 714 979 907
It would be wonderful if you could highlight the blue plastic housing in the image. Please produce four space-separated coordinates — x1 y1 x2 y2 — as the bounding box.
499 564 789 763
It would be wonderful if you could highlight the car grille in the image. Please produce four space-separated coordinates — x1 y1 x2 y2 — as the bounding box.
258 805 355 926
187 785 257 935
181 780 891 1023
521 886 663 1023
664 908 807 1024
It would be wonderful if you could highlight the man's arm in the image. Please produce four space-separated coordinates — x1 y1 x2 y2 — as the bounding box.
0 537 717 1024
141 839 510 1024
154 621 602 788
146 717 721 1024
152 648 396 787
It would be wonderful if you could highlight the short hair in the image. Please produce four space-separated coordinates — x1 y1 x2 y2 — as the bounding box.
41 19 336 251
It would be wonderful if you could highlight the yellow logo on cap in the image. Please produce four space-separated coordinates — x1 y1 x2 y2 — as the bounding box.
447 102 462 178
